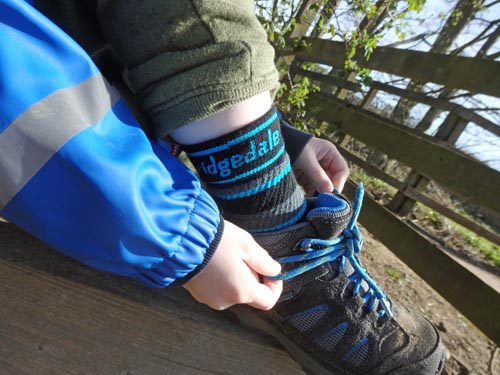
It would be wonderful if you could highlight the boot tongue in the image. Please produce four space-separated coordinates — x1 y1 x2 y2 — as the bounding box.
308 193 372 299
307 193 353 240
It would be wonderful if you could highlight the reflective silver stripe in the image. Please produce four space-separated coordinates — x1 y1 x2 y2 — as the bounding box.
0 73 120 209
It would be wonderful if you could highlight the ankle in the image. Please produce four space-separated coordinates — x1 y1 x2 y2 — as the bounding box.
181 106 305 232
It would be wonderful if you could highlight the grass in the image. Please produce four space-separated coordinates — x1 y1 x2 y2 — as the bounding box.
350 166 397 201
385 265 404 280
458 226 500 267
413 203 500 268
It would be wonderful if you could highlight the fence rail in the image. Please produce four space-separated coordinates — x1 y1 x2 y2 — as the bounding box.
291 37 500 345
295 38 500 97
294 67 500 137
307 94 500 214
333 144 500 246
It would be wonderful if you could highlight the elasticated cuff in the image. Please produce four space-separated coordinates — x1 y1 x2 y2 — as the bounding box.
170 217 224 287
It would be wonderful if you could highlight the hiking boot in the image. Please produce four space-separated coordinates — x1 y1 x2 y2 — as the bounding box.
232 183 446 375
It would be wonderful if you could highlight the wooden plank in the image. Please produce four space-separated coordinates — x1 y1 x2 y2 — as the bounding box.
277 0 324 69
291 68 362 92
296 68 500 137
295 38 500 98
360 87 378 109
298 58 493 219
334 72 357 100
360 83 499 139
343 181 500 345
334 145 500 246
387 170 429 216
0 222 304 375
286 0 322 39
435 115 469 145
308 94 500 215
387 114 467 217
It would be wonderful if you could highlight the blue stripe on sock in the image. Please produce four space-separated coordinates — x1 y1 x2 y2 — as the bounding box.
248 199 307 233
211 145 285 185
216 164 291 200
187 112 278 157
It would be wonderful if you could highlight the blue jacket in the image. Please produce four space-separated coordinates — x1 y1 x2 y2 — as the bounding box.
0 0 222 288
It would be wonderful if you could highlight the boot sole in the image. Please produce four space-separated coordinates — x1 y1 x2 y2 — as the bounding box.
231 305 446 375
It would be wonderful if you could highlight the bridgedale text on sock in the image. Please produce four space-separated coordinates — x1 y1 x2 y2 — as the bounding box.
198 129 281 179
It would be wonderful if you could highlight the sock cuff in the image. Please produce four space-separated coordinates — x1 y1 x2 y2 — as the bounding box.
183 106 284 185
182 106 277 152
182 106 306 232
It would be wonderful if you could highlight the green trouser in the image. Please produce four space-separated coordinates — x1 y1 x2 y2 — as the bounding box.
37 0 280 138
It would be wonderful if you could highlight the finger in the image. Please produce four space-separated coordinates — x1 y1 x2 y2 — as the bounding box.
321 152 349 192
332 170 349 192
308 162 335 193
328 159 349 192
248 279 283 310
262 277 283 298
296 174 315 195
244 245 281 277
303 182 316 196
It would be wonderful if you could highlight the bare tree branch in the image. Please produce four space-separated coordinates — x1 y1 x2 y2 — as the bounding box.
448 92 475 100
487 50 500 59
414 38 433 49
473 17 499 25
477 24 500 57
449 21 498 56
382 32 436 48
485 0 500 7
272 0 279 17
424 87 446 95
386 77 408 86
463 107 500 111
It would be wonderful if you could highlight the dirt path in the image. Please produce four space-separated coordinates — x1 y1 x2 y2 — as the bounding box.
358 226 499 375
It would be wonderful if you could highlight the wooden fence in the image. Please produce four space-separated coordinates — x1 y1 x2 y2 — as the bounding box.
288 37 500 345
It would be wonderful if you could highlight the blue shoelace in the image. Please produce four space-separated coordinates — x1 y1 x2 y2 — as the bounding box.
269 183 393 318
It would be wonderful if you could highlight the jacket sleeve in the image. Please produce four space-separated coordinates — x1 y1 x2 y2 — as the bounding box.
280 119 314 165
0 0 222 288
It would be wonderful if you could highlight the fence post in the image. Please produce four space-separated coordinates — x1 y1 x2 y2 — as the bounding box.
388 114 469 216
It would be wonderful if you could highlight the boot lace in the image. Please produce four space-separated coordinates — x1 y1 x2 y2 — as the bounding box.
269 183 393 318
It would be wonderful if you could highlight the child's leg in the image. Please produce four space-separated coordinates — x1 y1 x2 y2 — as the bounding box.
171 92 306 233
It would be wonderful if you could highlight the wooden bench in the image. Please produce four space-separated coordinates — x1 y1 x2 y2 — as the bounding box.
0 221 304 375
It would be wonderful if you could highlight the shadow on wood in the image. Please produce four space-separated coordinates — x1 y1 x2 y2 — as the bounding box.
0 222 304 375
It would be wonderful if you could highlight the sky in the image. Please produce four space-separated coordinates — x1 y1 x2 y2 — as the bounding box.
330 0 500 170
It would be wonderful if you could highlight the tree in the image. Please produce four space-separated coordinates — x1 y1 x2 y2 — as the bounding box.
390 0 486 125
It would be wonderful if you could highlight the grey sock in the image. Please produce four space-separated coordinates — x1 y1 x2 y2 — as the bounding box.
182 107 306 232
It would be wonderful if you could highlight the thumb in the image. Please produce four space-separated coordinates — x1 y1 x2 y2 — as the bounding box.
244 244 283 310
309 161 334 193
244 245 281 278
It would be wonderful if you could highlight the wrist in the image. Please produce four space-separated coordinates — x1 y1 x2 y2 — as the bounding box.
280 118 314 164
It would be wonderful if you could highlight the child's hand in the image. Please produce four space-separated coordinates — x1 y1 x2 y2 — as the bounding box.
293 137 349 195
183 221 283 311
